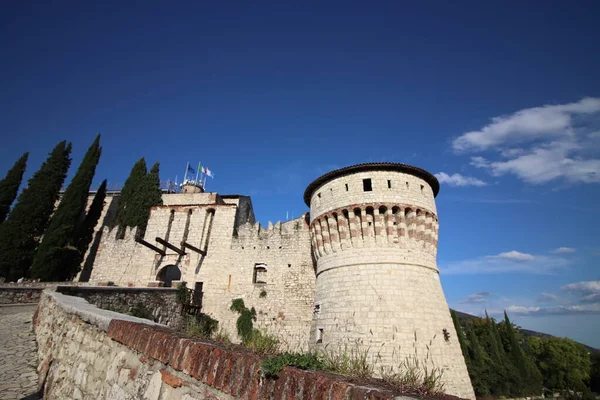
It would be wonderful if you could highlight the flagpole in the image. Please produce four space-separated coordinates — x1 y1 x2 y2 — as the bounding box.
184 162 189 182
195 161 200 183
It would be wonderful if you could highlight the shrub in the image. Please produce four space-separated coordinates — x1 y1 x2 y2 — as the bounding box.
185 313 219 339
261 352 324 377
320 339 377 379
176 282 190 304
246 329 280 355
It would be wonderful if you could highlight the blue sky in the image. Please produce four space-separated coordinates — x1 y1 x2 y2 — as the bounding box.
1 1 599 346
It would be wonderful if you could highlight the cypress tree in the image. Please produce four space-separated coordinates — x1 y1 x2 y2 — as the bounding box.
0 141 72 280
146 162 163 207
74 179 107 265
502 311 542 396
451 310 470 363
137 162 163 236
115 158 147 235
504 311 526 373
0 152 29 224
114 159 163 239
31 135 102 281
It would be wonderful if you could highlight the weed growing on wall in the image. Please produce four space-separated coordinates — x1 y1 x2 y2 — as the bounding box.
184 313 219 339
320 339 380 379
379 334 446 396
261 352 324 377
176 282 190 304
230 298 257 344
259 290 267 298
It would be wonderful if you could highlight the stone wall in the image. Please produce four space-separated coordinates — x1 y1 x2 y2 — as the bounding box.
0 287 44 304
55 286 182 327
0 282 88 304
34 290 432 400
88 196 316 351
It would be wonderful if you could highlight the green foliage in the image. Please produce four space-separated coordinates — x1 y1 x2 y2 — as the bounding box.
379 338 446 396
259 289 267 298
320 339 376 379
245 329 280 355
71 180 107 270
32 135 102 281
453 311 591 398
261 352 323 377
451 310 469 365
590 353 600 394
0 141 72 280
213 328 231 344
0 152 28 224
237 308 257 344
176 282 190 304
115 159 163 239
229 298 246 313
527 336 592 394
115 158 147 236
230 298 257 344
181 313 219 340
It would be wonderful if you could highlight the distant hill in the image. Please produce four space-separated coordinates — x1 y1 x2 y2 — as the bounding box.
451 309 600 355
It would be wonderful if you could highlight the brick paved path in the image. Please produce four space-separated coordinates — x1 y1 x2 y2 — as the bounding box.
0 305 40 400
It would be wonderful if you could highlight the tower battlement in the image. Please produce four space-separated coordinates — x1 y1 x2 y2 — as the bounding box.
305 163 474 399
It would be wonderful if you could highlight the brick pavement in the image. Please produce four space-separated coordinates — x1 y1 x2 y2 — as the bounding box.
0 305 40 400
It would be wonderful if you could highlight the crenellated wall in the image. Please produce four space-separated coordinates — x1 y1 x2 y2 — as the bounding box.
310 203 439 266
88 197 315 350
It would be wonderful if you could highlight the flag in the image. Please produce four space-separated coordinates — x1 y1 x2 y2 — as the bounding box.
202 166 214 178
187 164 195 174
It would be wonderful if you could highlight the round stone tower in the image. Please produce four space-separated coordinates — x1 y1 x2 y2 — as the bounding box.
304 163 474 399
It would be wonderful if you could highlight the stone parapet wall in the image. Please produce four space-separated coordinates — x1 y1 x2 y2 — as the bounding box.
0 282 88 304
0 287 44 304
34 290 438 400
55 286 182 327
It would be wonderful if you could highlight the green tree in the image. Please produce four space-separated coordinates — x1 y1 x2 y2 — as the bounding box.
31 135 102 281
138 162 163 235
0 141 72 280
451 310 469 363
501 312 543 396
114 159 163 238
590 353 600 393
70 179 107 276
0 152 29 224
527 336 591 393
114 158 147 236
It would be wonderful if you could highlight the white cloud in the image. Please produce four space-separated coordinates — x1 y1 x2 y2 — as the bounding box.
440 251 570 275
453 97 600 152
536 292 564 303
476 140 600 184
561 280 600 296
490 250 536 261
552 247 576 254
452 97 600 185
508 280 600 316
434 172 487 187
460 291 492 304
500 148 525 158
507 303 600 316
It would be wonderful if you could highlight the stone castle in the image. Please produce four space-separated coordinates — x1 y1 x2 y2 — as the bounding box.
80 162 475 399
